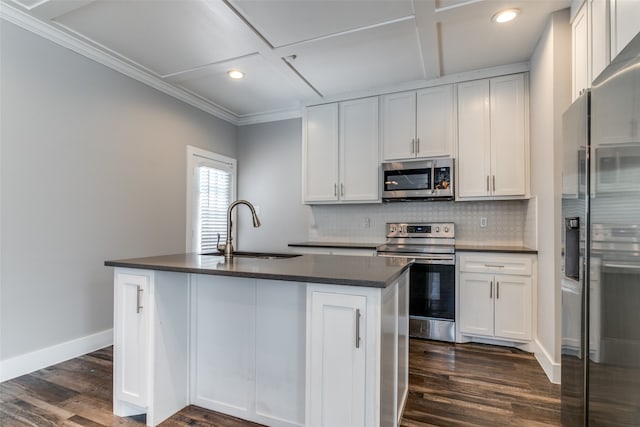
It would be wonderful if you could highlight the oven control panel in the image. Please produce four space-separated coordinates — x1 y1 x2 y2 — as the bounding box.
386 222 455 239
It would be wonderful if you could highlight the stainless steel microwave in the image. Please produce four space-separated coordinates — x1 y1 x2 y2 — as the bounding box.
382 159 454 201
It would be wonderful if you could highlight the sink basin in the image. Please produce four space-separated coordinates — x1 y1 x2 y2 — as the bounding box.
202 251 301 259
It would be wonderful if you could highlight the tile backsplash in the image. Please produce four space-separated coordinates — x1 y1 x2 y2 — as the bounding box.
309 199 534 246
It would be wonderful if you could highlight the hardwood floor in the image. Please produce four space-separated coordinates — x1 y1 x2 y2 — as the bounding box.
0 340 560 426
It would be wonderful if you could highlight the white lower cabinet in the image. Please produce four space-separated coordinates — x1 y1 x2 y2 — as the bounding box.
113 269 151 415
458 253 534 343
308 291 367 426
306 271 409 427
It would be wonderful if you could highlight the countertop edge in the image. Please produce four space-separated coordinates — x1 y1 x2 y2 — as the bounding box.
104 259 410 289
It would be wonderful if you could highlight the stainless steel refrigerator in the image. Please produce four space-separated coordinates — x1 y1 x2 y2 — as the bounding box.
561 33 640 425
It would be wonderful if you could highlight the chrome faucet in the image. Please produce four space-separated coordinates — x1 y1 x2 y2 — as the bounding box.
220 200 261 257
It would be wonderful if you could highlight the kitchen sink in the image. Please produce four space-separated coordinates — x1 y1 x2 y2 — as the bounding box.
202 251 301 259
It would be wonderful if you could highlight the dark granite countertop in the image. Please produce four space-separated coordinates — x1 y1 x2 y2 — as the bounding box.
105 253 410 288
288 241 380 250
455 244 538 254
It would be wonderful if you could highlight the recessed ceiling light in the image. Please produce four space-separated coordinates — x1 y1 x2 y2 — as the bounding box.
492 8 519 23
227 70 244 79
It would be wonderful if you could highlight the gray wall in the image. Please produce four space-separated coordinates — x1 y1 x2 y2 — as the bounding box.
0 21 236 359
236 119 309 252
529 9 571 372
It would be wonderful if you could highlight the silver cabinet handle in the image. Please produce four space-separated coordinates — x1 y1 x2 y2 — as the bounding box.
136 285 143 314
486 176 489 192
493 175 496 192
484 264 505 268
341 183 344 197
496 281 500 299
355 308 361 349
490 281 493 298
334 183 337 197
410 138 415 154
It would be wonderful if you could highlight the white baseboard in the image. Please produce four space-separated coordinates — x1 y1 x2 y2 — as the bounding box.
0 329 113 382
533 338 561 384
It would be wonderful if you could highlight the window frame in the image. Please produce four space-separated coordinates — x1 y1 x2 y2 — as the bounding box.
186 145 237 253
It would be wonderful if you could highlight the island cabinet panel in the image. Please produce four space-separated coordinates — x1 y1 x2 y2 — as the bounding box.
114 269 151 413
307 291 367 426
306 270 409 427
113 269 189 426
190 275 306 427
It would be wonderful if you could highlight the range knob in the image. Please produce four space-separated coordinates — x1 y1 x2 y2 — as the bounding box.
435 226 440 233
444 226 449 233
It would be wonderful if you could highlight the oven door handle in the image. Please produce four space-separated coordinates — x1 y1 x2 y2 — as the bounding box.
412 256 455 265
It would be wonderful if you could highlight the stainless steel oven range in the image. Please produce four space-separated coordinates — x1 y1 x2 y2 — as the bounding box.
377 222 455 342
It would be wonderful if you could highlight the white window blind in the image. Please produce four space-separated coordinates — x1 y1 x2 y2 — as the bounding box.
187 147 236 254
197 164 232 253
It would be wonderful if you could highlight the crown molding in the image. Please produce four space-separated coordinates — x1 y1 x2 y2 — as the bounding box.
0 3 245 124
302 62 530 107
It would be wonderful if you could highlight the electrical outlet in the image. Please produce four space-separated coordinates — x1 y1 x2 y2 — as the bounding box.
363 217 371 228
480 217 487 228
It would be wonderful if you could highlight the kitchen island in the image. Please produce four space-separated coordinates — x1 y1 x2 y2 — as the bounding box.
105 253 410 427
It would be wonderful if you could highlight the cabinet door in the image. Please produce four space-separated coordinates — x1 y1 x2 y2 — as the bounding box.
416 85 454 157
303 103 339 202
114 271 149 409
459 273 494 337
572 4 589 101
381 91 416 161
340 97 380 202
590 0 610 81
457 80 491 198
490 74 526 197
308 291 367 427
610 0 640 59
494 275 532 341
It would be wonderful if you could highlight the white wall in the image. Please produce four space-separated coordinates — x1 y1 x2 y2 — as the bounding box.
236 119 309 252
529 9 571 382
0 21 236 363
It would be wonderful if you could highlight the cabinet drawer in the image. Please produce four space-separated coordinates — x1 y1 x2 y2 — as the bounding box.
459 253 533 275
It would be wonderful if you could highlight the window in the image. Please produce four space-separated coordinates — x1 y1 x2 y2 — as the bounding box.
186 146 236 253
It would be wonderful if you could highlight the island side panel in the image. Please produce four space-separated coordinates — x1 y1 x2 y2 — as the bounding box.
148 271 190 426
190 274 257 419
397 271 410 422
190 274 306 427
255 281 306 426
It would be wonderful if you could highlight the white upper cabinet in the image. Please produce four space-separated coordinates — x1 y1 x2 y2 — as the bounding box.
303 103 339 202
381 85 454 160
303 97 380 204
457 74 528 200
380 92 416 160
590 0 610 81
571 0 640 100
572 3 590 100
610 0 640 59
340 97 380 202
490 75 527 197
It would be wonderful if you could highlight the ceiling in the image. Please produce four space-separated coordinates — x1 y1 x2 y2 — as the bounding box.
1 0 570 125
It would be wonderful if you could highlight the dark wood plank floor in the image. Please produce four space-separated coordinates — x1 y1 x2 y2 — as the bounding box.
0 339 560 426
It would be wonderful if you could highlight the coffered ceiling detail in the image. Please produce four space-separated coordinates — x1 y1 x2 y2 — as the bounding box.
1 0 570 125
